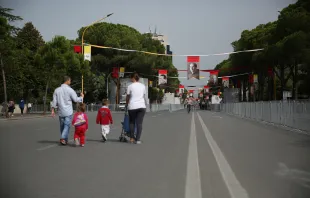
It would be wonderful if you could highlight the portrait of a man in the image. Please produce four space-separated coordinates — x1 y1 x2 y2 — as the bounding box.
187 62 200 80
159 74 167 85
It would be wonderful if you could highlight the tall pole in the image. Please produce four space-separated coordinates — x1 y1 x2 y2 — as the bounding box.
0 53 7 117
106 72 112 100
81 13 114 94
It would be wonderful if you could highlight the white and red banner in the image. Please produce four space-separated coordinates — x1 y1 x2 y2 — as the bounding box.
204 85 209 93
187 56 200 80
158 70 167 85
179 84 185 93
222 77 229 88
209 70 219 84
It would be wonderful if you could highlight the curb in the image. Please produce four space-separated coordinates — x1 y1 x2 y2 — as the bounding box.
0 115 52 121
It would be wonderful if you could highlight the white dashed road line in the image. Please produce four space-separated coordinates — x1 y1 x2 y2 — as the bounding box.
197 112 249 198
185 113 202 198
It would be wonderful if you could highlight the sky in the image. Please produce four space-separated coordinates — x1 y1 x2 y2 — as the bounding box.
2 0 295 88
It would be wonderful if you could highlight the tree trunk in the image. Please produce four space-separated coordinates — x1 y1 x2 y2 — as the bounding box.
243 78 247 102
292 63 298 100
280 64 284 100
0 53 8 117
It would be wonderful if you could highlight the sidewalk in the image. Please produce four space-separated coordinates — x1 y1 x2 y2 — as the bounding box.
0 113 52 121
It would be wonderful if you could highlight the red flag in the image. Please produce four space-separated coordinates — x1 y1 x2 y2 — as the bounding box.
74 45 82 53
249 74 254 84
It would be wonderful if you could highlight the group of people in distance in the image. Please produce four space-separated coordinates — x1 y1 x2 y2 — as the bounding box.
51 73 147 147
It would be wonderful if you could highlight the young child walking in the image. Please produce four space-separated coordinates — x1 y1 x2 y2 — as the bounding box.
72 103 88 147
96 99 113 142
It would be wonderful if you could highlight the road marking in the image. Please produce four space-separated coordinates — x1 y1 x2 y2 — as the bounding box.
197 112 249 198
185 113 202 198
152 116 157 118
35 127 47 131
212 116 223 119
275 162 310 189
37 139 73 151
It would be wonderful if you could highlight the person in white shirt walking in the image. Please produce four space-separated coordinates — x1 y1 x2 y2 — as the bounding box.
51 76 84 145
126 73 148 144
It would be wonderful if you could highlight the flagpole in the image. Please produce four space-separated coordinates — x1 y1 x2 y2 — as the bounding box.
81 13 114 94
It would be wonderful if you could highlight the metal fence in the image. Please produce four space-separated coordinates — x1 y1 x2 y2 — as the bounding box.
21 104 184 114
221 101 310 132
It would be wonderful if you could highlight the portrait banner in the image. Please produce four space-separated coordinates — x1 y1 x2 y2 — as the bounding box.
158 70 167 85
209 70 219 84
222 77 229 88
179 85 185 93
187 56 200 80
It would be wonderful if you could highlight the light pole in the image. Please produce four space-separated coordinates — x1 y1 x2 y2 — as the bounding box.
106 72 112 100
81 13 114 94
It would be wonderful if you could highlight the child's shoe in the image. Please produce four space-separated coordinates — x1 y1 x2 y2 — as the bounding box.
74 138 80 146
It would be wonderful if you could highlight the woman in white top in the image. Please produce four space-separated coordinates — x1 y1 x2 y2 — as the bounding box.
126 73 147 144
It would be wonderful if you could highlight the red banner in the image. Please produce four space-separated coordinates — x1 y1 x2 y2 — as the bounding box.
73 45 82 53
179 84 185 93
158 70 167 85
222 77 229 88
203 85 209 93
187 56 200 80
249 74 254 84
209 70 219 84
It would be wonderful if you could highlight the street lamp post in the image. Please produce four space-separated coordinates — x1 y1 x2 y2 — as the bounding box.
81 13 114 94
106 72 112 100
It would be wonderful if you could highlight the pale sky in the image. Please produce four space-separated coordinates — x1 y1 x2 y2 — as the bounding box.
2 0 295 87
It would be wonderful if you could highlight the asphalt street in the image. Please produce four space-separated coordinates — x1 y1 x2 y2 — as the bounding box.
1 110 310 198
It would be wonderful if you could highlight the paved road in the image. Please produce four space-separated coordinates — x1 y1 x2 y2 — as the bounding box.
1 110 310 198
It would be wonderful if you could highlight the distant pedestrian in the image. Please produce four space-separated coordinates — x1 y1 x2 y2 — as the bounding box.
126 73 147 144
19 98 25 116
72 103 88 147
51 76 84 145
27 102 32 113
8 99 15 118
96 99 113 142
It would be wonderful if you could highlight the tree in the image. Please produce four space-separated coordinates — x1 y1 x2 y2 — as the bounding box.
77 22 179 103
213 0 310 101
0 7 22 117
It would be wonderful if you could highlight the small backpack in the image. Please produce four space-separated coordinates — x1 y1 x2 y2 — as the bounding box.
74 113 86 126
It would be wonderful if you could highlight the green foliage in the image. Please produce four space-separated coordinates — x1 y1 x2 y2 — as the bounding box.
214 0 310 99
0 8 179 104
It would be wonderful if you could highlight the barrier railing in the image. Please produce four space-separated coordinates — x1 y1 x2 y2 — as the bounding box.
221 101 310 132
4 104 184 114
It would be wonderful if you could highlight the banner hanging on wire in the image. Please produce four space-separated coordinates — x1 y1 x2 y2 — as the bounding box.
158 70 167 85
222 77 229 88
187 56 200 80
209 70 219 84
84 46 91 61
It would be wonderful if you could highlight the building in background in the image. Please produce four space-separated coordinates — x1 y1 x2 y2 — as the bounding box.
148 27 172 55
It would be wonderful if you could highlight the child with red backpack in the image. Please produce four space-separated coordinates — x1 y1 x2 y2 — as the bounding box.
72 103 88 147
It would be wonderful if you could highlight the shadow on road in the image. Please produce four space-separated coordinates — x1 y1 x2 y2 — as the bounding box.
37 140 59 144
290 138 310 148
87 139 126 144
